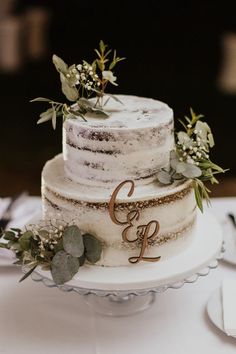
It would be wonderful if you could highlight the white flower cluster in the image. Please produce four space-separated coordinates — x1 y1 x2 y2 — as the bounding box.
73 62 100 91
29 220 68 257
157 118 215 184
177 120 214 166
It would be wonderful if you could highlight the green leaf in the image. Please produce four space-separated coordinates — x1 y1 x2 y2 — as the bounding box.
38 230 49 238
194 183 203 213
83 233 102 264
157 170 172 185
3 231 16 241
175 162 202 178
60 74 79 101
0 243 7 248
89 107 109 118
10 228 21 233
51 251 79 285
54 238 64 253
30 97 52 103
79 254 86 266
63 225 84 257
99 40 106 54
52 54 68 74
68 109 87 122
19 265 37 282
19 231 34 250
37 108 53 124
52 108 57 130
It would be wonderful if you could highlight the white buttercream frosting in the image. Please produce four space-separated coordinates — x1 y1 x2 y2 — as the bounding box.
63 95 174 186
42 155 196 266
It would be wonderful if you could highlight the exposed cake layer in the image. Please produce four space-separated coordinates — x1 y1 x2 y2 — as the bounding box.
42 155 197 266
63 95 174 187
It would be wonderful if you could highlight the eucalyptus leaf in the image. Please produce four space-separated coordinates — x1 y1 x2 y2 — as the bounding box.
175 162 202 178
38 230 49 238
68 110 87 122
3 231 16 241
30 97 52 103
19 231 34 250
54 238 64 253
52 54 68 74
52 109 57 130
83 233 102 264
37 108 53 124
19 265 37 282
90 107 109 118
79 254 86 266
51 251 79 285
157 170 172 185
63 225 84 257
170 150 179 169
61 77 79 102
194 184 203 213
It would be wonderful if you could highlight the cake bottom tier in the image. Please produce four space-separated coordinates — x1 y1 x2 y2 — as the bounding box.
41 154 197 266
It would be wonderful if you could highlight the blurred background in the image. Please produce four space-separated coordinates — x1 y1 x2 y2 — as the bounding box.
0 0 236 197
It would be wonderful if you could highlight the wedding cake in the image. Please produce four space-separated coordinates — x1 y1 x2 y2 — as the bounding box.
0 41 224 284
41 95 196 266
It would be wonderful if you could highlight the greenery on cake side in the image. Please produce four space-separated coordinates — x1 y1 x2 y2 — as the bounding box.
31 40 125 129
0 222 102 285
157 109 226 212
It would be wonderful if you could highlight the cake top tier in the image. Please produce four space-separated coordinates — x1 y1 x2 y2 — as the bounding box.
63 95 174 187
76 95 173 129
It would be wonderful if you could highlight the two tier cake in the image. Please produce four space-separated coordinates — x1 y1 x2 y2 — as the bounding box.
42 95 196 266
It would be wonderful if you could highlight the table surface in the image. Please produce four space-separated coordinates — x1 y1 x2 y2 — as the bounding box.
1 197 236 354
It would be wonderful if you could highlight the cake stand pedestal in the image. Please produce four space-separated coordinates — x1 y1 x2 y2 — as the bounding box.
32 211 224 316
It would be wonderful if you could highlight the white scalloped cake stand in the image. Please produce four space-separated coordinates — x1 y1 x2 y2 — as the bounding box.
32 210 223 316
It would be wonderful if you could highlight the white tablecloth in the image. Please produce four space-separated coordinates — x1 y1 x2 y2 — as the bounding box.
1 197 236 354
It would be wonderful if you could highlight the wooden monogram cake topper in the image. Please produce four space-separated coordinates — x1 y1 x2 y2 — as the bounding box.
108 180 161 264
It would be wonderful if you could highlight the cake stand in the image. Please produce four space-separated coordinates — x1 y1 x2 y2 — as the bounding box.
31 210 224 316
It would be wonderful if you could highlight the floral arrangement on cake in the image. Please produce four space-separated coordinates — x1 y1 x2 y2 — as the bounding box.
157 109 226 211
31 40 125 128
0 222 102 284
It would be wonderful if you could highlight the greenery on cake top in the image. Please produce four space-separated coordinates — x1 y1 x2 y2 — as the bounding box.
157 109 227 211
31 40 125 129
0 221 102 285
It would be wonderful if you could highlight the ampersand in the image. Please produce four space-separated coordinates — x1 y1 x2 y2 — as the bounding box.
108 180 161 264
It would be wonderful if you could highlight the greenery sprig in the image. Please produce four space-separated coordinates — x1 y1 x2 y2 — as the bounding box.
0 221 102 285
157 108 227 212
31 40 125 129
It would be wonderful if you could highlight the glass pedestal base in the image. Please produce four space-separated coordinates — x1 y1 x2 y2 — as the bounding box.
83 293 156 316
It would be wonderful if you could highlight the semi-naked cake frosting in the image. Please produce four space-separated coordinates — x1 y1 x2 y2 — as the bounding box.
42 95 197 266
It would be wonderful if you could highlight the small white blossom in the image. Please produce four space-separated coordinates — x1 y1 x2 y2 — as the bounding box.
77 64 82 70
187 124 192 128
